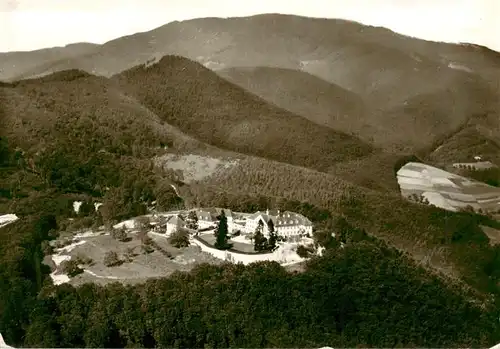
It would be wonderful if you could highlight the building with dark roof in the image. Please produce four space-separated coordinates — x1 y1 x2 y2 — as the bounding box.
245 209 313 237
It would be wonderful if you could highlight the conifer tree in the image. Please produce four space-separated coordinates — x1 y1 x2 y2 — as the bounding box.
253 220 268 252
215 211 229 250
267 219 278 251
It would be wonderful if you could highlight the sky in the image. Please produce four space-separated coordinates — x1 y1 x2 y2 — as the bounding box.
0 0 498 53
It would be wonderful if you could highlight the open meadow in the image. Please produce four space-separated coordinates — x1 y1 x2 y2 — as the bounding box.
48 228 224 286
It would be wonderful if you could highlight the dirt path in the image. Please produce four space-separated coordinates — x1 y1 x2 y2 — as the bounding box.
84 269 120 280
170 184 180 196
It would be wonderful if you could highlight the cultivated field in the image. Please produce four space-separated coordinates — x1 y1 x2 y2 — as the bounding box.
397 162 500 212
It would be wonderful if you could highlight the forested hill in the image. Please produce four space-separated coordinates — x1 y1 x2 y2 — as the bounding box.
111 55 375 171
1 53 500 348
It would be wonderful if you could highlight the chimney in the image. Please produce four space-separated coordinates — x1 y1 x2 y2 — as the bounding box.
266 208 269 215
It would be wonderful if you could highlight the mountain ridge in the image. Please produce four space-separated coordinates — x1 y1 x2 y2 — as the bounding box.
2 14 499 82
3 38 500 347
111 55 376 170
2 14 499 153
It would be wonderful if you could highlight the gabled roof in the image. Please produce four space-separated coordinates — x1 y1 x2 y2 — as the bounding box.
196 209 218 221
249 210 312 228
167 215 185 226
221 208 233 218
248 209 279 220
196 208 235 220
276 212 312 227
253 214 274 226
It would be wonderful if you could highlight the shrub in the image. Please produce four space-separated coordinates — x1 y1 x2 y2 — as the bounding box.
103 251 121 267
123 247 136 262
142 235 154 246
168 229 190 248
111 227 128 242
296 245 314 258
232 230 241 237
60 259 83 277
75 254 94 266
135 216 151 231
141 244 154 254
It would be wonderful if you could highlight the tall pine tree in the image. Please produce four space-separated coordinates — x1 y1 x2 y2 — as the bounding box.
267 219 278 252
214 211 229 250
253 220 268 252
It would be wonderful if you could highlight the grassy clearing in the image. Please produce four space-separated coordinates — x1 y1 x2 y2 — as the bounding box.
54 232 223 286
157 153 240 183
198 232 256 253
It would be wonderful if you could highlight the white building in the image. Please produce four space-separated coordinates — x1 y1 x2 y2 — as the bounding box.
165 215 186 236
221 208 235 233
196 209 218 230
195 208 235 232
245 209 313 238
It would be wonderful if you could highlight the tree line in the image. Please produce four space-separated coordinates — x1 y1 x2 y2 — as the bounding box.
11 239 500 348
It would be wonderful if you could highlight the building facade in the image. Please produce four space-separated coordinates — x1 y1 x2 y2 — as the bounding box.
195 208 235 232
245 209 313 237
165 215 186 236
196 209 218 230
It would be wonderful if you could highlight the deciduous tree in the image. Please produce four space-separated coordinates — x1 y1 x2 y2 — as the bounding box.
185 210 198 230
61 259 83 277
168 229 190 248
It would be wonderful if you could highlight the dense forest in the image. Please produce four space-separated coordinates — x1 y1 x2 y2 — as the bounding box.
2 68 500 348
2 131 500 347
10 242 500 348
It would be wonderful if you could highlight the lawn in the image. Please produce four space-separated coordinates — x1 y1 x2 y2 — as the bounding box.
198 232 256 253
52 231 224 286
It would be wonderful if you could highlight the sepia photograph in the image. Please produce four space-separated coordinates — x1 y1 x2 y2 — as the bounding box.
1 0 500 348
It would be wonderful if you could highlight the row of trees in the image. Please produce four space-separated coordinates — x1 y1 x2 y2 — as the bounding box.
210 211 285 253
461 166 500 187
252 220 283 252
